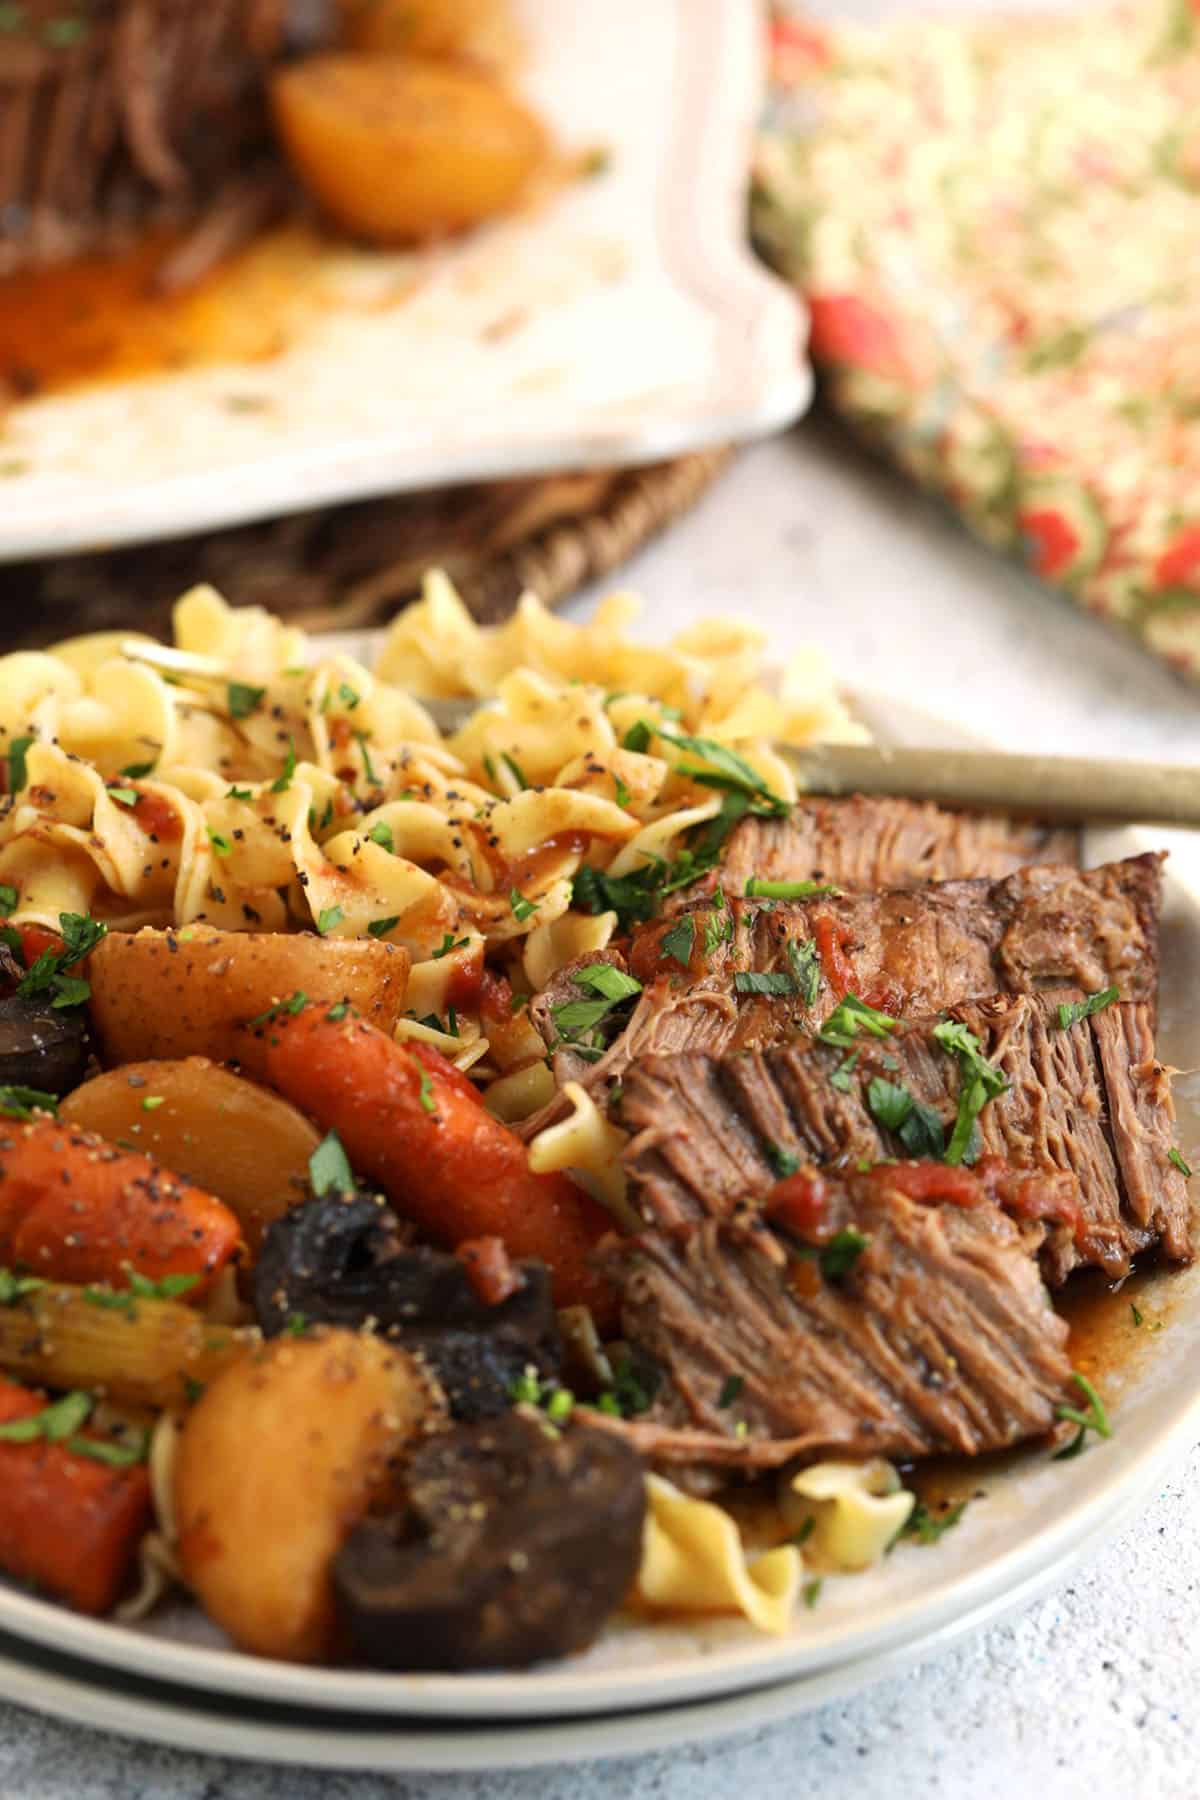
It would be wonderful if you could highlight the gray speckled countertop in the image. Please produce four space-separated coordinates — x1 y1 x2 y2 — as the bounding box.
5 423 1199 1800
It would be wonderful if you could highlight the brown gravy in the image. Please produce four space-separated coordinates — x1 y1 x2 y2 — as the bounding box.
0 223 338 401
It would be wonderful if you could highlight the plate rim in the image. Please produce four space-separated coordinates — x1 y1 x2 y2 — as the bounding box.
0 0 811 562
0 1439 1178 1772
0 677 1195 1721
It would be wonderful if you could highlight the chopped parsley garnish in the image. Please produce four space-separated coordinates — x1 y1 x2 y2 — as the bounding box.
227 682 265 720
367 916 399 939
817 994 899 1049
141 1095 165 1113
551 963 642 1047
309 1130 355 1198
621 720 653 754
368 821 394 853
285 1312 309 1337
733 970 797 997
507 1367 574 1421
6 734 33 796
829 1051 859 1093
817 1227 871 1280
894 1499 968 1546
510 889 540 923
270 738 298 793
790 1516 816 1548
1052 1371 1112 1460
500 751 528 791
316 905 343 936
355 732 379 787
248 990 308 1028
106 786 139 807
16 912 106 1011
866 1077 914 1133
575 963 643 1002
226 785 254 802
613 774 632 809
703 889 733 955
572 861 660 930
1169 1146 1192 1178
594 1353 660 1418
326 1000 350 1021
417 1065 437 1115
786 937 822 1006
765 1142 801 1178
803 1578 823 1609
121 761 158 780
69 1432 149 1470
0 884 16 918
545 1387 574 1424
932 1020 1009 1167
1130 1302 1143 1327
206 827 232 856
744 878 842 900
81 1263 201 1312
432 933 470 959
866 1076 946 1159
660 916 696 968
0 1269 46 1304
338 683 361 710
0 1390 92 1445
0 1086 58 1120
1055 986 1119 1031
657 730 787 812
717 1374 744 1408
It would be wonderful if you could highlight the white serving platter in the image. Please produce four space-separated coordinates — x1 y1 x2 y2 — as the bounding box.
0 682 1195 1742
0 0 810 562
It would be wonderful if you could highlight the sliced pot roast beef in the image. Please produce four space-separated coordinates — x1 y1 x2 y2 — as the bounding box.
594 1162 1074 1475
532 852 1162 1104
619 992 1192 1284
667 794 1080 909
0 1 335 277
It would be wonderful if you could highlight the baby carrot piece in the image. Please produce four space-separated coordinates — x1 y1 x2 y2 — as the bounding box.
0 1116 242 1292
0 1377 152 1614
253 1008 618 1326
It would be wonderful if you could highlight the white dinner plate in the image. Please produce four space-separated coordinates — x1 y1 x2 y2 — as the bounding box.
0 0 809 562
0 1432 1181 1771
0 678 1196 1728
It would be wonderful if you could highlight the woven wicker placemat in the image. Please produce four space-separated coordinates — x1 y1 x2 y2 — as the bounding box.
7 449 732 650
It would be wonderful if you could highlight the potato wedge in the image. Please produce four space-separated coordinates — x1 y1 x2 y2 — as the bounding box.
271 56 547 243
86 927 409 1069
175 1330 438 1661
61 1060 321 1259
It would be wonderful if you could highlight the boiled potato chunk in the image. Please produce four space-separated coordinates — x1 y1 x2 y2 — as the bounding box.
341 0 519 69
175 1330 437 1661
271 56 547 243
86 926 409 1069
60 1059 321 1258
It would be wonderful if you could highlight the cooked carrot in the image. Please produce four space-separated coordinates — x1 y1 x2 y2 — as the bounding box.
253 1009 617 1325
0 1116 242 1292
0 1376 152 1614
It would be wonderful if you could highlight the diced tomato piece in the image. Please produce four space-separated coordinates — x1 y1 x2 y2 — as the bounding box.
457 1235 524 1306
765 1169 827 1239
